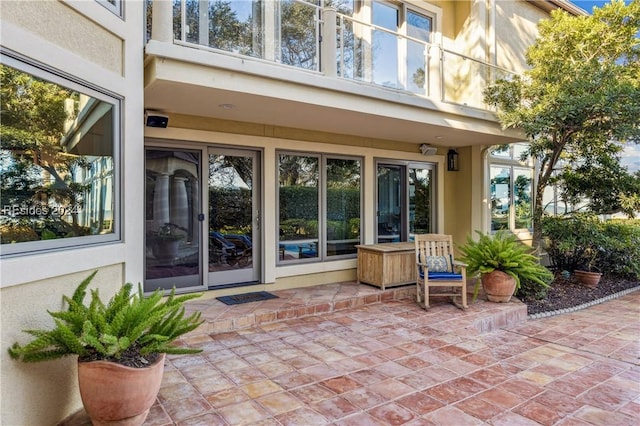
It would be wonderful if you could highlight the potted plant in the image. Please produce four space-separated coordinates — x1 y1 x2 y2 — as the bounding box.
150 222 185 264
8 270 203 426
574 245 602 288
458 231 553 302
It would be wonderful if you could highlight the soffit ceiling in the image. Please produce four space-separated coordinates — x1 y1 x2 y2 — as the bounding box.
144 58 525 149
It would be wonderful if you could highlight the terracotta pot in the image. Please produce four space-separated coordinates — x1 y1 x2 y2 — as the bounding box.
574 270 601 288
152 240 180 265
77 354 165 426
481 270 517 302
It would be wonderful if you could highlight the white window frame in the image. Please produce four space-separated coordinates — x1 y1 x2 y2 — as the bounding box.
276 151 363 264
487 143 534 233
96 0 123 18
0 51 122 257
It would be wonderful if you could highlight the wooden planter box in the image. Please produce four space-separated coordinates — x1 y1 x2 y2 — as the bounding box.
356 242 416 290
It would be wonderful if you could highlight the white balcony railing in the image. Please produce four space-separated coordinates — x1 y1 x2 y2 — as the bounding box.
148 0 518 111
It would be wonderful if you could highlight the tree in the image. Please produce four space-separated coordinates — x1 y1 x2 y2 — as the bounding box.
484 0 640 249
0 64 90 240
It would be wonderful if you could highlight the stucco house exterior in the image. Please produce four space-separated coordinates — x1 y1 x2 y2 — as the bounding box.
0 1 587 424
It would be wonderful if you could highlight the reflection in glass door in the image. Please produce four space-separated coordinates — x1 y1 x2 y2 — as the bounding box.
145 149 203 292
208 149 260 287
377 162 435 243
377 165 403 242
409 166 433 235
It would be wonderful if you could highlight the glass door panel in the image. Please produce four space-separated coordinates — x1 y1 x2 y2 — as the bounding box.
145 149 203 292
377 165 402 243
409 166 433 236
377 161 436 243
208 149 260 287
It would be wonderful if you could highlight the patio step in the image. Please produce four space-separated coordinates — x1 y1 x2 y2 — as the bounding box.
183 281 528 339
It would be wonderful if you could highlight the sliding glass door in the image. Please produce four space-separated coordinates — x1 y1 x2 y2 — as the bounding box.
377 161 435 242
208 148 260 288
145 148 204 292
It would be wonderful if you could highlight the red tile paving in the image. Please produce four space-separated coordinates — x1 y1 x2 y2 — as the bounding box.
59 282 640 426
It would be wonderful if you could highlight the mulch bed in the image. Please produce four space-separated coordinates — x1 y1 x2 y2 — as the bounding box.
519 273 640 315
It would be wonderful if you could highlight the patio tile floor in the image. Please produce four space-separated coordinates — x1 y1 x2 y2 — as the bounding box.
59 282 639 426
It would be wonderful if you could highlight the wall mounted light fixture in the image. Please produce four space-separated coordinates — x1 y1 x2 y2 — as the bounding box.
447 149 459 171
145 110 169 128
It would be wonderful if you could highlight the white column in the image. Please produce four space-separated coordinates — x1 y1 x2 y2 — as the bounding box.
153 173 170 228
264 1 277 61
322 7 337 77
171 176 189 231
151 0 173 43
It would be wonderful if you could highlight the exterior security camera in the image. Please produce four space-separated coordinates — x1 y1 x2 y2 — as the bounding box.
145 110 169 128
420 144 437 156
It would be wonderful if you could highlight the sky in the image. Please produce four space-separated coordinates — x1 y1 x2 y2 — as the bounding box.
571 0 630 13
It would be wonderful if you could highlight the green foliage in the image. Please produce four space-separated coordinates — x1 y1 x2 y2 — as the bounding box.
542 215 640 279
8 271 203 364
599 219 640 279
458 231 553 292
541 214 605 272
556 149 640 217
484 0 640 247
515 276 550 301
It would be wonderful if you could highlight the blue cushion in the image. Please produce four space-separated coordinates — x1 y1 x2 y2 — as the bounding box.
428 272 463 280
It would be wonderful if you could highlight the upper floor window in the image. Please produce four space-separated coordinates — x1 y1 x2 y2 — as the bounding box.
0 53 120 256
489 144 532 232
341 1 433 94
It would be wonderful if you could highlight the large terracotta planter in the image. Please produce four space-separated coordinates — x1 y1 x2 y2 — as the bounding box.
481 270 517 302
77 354 165 426
152 240 180 265
574 270 601 288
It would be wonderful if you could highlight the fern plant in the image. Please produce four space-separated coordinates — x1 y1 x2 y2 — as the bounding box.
8 271 204 365
458 231 553 292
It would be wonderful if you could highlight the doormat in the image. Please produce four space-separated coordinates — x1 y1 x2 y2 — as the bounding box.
216 291 279 305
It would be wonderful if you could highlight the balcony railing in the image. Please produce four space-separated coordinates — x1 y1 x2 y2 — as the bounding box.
148 0 518 111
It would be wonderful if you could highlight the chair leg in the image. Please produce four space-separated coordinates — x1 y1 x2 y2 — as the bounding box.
461 285 468 309
424 283 430 309
416 281 422 303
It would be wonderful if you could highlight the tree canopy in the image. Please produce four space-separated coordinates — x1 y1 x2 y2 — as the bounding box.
484 0 640 248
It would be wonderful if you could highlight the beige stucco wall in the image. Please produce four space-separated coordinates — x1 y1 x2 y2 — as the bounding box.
1 0 144 424
1 0 123 76
444 146 474 250
0 265 123 425
495 0 547 72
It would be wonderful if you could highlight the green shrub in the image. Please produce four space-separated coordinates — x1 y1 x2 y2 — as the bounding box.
8 271 203 364
600 220 640 279
541 214 604 271
515 276 550 300
542 215 639 279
